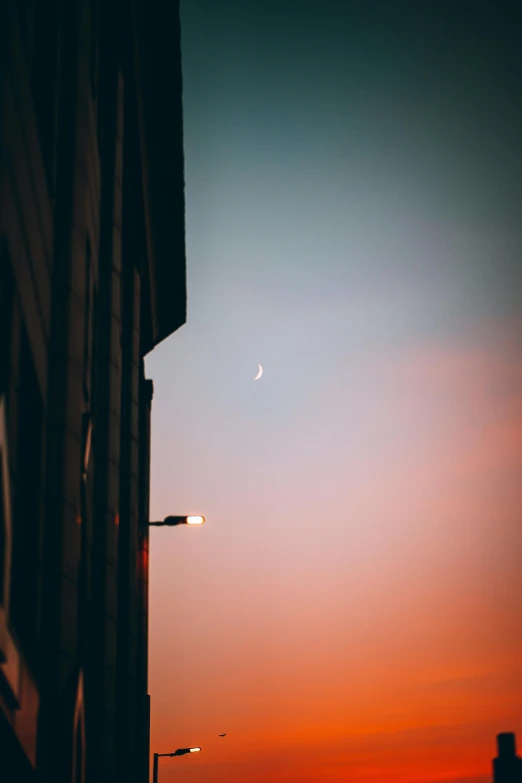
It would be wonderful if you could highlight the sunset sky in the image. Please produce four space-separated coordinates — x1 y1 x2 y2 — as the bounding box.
144 2 522 782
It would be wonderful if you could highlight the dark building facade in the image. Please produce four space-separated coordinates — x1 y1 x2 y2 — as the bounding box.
0 2 186 782
493 734 522 783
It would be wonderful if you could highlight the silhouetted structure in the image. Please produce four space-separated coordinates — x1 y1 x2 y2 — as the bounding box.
493 733 522 783
0 2 186 782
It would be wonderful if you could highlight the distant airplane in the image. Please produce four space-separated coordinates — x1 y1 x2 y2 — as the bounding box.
218 734 227 737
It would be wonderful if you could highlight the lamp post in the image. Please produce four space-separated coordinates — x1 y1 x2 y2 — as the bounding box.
153 748 201 783
147 515 205 527
142 516 205 782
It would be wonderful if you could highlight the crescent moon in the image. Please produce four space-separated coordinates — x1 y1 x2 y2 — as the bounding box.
253 364 263 381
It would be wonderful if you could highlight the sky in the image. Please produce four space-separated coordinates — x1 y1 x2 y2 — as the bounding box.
145 2 522 782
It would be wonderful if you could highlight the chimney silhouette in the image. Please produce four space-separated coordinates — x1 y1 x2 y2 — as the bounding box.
492 733 522 783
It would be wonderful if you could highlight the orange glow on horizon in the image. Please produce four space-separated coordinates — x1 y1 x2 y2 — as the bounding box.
148 326 522 783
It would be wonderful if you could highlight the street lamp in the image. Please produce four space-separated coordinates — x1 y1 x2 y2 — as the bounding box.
153 748 201 783
147 515 205 527
142 517 204 781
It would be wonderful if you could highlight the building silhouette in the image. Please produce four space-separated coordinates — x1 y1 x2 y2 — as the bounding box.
493 733 522 783
0 1 186 782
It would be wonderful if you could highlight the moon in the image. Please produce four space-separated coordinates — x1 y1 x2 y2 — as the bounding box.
253 364 263 381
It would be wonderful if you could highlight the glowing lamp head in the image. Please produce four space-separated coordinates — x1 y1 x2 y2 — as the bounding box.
170 747 202 757
186 516 205 525
154 515 206 527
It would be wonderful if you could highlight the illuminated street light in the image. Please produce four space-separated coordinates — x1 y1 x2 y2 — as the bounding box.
143 517 204 781
153 748 201 783
147 515 205 527
186 515 205 525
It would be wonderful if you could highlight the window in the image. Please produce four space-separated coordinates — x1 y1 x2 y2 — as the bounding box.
75 716 84 783
83 236 93 405
9 331 43 664
0 396 13 619
31 0 60 194
81 413 92 481
0 240 13 399
17 0 35 55
83 236 99 410
0 244 14 659
0 457 5 609
90 0 100 102
72 672 86 783
95 5 104 157
91 285 98 401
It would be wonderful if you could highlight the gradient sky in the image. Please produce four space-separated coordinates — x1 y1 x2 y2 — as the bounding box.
144 3 522 782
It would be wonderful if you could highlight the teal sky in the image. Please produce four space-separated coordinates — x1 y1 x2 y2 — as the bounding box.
148 0 521 512
145 3 522 782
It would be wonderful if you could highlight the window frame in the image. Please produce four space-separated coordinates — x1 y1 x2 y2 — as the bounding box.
72 670 86 783
0 394 13 651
